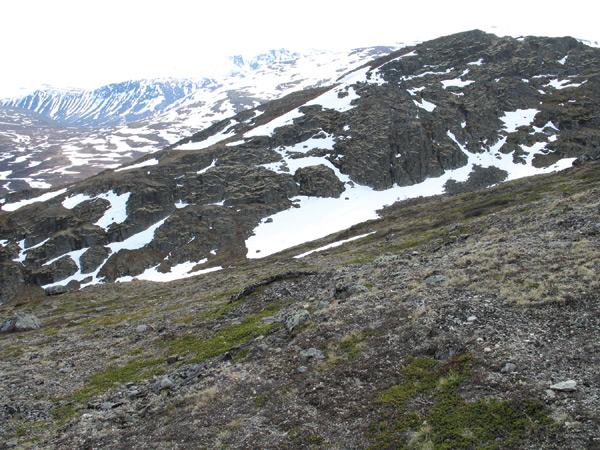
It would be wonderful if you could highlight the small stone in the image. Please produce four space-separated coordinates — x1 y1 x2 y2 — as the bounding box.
299 348 325 365
159 377 174 390
422 275 450 284
484 347 492 353
136 324 148 333
501 363 517 373
59 367 73 374
550 380 577 392
545 389 556 399
166 355 180 364
548 241 573 249
284 309 311 333
5 440 18 448
467 315 477 322
316 300 330 310
101 402 114 410
297 366 308 373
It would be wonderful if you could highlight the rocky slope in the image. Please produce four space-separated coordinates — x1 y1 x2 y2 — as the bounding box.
1 30 599 304
0 47 396 194
0 159 598 449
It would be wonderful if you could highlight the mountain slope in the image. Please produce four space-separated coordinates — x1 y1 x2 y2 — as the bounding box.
0 47 397 194
0 30 599 303
1 158 598 449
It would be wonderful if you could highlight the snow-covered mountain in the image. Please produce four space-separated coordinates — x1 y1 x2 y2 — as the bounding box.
1 30 599 302
0 46 398 194
0 79 216 128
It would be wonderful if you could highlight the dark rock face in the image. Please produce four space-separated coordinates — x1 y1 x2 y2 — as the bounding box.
444 165 508 195
28 255 78 286
294 165 345 197
98 248 165 282
80 245 112 274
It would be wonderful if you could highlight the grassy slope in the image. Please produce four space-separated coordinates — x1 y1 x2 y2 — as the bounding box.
1 161 599 449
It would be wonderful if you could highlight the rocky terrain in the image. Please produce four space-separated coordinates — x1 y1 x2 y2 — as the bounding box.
1 30 599 304
0 47 395 194
0 159 599 449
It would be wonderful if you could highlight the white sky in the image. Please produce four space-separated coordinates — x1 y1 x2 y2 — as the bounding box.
1 0 598 98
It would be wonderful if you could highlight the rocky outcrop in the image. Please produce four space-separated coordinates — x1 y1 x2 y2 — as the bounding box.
444 165 508 195
1 312 40 332
294 165 345 197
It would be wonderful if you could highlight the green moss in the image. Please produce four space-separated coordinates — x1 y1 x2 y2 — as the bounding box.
51 404 79 426
367 355 554 449
7 419 49 441
57 356 164 419
231 347 250 363
161 303 282 363
254 395 269 408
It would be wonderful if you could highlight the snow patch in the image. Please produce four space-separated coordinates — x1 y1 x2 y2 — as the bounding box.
413 98 436 112
116 260 222 283
197 159 217 175
114 159 159 172
94 191 131 231
175 129 236 151
1 188 67 212
545 78 586 90
467 58 484 66
62 193 92 209
245 108 304 138
500 109 539 133
294 232 376 258
441 78 475 89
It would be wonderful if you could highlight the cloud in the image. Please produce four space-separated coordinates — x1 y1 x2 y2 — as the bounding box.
0 0 597 97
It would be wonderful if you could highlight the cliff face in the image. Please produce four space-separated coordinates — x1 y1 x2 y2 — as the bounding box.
1 30 600 303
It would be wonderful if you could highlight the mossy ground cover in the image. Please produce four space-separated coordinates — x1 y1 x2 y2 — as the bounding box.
160 301 283 364
367 355 554 449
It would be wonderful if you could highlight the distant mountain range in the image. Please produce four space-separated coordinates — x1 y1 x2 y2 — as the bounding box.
0 79 216 128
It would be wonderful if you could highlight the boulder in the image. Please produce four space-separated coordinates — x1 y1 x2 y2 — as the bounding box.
1 312 41 332
294 165 345 198
284 309 311 333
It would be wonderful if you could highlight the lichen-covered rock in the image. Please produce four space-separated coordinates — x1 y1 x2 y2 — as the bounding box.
294 165 345 198
1 312 40 332
284 309 311 332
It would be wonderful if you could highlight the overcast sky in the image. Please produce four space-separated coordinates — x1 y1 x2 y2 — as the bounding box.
1 0 597 98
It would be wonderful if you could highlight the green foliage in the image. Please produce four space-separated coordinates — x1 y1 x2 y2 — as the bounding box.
231 347 249 363
161 302 281 363
367 355 554 449
68 357 164 407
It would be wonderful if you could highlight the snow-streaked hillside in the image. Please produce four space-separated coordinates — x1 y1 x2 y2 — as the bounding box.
0 79 215 128
0 46 398 194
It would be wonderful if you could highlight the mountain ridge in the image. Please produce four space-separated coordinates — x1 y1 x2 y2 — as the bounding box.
0 46 397 195
0 30 599 302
